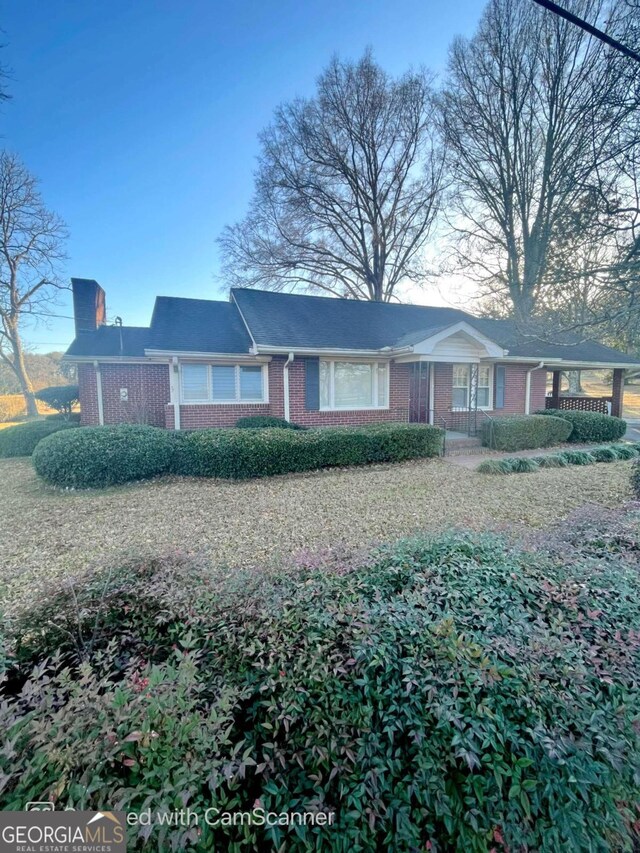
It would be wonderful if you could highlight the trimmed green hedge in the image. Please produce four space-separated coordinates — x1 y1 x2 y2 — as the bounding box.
33 422 444 488
235 415 305 430
0 419 79 458
33 424 179 488
481 414 572 451
538 408 627 442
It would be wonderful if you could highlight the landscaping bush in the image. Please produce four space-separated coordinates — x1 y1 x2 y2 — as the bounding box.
0 419 78 458
481 414 572 451
2 531 640 851
179 423 443 480
235 415 305 430
538 408 627 442
34 384 79 416
31 422 444 488
32 424 179 488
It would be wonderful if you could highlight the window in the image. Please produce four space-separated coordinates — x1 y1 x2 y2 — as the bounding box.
452 365 469 409
182 364 209 402
452 364 493 410
477 366 492 408
319 360 388 410
181 363 267 403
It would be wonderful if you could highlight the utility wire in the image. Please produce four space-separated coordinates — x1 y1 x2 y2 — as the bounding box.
532 0 640 63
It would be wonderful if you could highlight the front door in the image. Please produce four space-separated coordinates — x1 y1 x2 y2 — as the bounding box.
409 363 430 423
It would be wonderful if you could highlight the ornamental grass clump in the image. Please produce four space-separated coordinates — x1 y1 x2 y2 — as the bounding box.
559 449 596 466
590 445 621 462
611 443 639 460
2 530 640 851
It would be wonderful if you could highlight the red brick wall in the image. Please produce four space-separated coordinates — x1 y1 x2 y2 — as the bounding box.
78 358 546 431
78 362 169 427
78 363 100 426
288 358 410 427
431 362 547 427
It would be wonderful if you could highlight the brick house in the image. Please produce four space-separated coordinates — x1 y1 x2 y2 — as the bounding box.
65 279 640 431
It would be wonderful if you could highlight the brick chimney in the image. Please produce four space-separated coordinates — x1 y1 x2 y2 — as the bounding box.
71 278 106 336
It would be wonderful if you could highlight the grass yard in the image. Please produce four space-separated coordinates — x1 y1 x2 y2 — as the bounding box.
0 454 633 617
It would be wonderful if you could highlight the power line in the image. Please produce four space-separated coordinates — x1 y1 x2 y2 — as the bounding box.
532 0 640 63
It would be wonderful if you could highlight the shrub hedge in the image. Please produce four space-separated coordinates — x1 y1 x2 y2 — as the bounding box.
235 415 305 430
34 384 79 416
2 530 640 850
0 419 78 458
481 414 572 451
538 408 627 442
32 424 179 488
33 422 444 488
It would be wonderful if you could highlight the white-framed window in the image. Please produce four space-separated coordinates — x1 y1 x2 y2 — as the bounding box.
319 360 389 410
477 365 492 408
452 364 493 410
452 364 470 409
180 363 267 404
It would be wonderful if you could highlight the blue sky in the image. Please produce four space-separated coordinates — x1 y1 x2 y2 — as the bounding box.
3 0 484 352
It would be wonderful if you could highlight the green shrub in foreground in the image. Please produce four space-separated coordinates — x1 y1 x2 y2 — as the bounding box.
32 424 179 488
481 414 572 451
179 423 443 479
0 419 78 458
32 422 444 488
2 529 639 851
235 415 305 430
539 408 627 442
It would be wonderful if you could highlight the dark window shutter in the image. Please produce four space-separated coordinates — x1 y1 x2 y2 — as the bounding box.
305 358 320 411
495 365 505 409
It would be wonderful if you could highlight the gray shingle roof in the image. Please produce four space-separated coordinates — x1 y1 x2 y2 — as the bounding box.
64 286 640 366
231 288 471 349
148 297 252 353
66 326 150 357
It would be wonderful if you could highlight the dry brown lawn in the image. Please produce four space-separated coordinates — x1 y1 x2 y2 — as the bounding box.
0 456 633 616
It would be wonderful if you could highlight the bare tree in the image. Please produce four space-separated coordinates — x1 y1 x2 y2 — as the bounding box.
219 51 444 302
439 0 637 324
0 152 67 416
